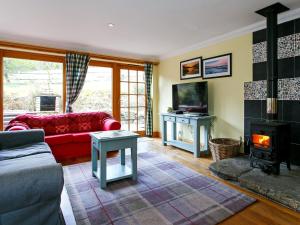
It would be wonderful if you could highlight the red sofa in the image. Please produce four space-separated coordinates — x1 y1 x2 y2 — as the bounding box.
6 112 121 161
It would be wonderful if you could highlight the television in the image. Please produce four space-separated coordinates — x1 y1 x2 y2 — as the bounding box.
172 81 208 113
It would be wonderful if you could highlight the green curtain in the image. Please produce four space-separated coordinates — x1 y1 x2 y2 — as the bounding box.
66 53 90 112
145 63 153 136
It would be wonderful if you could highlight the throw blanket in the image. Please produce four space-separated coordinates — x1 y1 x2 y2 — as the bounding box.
0 142 51 161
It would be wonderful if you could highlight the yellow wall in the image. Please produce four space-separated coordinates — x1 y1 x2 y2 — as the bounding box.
156 34 252 142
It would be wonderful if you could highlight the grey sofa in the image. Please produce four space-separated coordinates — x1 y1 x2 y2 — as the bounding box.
0 129 65 225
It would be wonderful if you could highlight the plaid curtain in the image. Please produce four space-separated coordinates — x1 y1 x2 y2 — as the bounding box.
145 63 153 137
66 53 90 112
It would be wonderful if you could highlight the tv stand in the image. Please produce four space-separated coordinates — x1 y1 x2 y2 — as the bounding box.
161 113 214 157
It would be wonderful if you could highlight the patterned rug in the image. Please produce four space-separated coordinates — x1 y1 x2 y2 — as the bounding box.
63 152 255 225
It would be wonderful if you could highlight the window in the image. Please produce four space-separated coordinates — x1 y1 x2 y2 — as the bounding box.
1 54 147 134
72 66 112 113
120 68 146 132
3 58 63 127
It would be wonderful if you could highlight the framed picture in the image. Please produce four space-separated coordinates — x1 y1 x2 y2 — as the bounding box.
180 57 202 80
203 53 232 79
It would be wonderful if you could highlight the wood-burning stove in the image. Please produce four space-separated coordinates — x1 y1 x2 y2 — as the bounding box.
249 3 291 175
250 121 291 174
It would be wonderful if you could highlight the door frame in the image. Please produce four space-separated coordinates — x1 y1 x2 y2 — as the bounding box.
118 64 146 136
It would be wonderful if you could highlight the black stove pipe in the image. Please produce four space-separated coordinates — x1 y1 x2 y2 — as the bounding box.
256 3 289 120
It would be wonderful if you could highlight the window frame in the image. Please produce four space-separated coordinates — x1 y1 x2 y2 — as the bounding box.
0 49 148 137
0 50 65 130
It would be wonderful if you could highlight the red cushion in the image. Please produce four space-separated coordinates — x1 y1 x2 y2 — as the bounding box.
8 126 27 131
103 118 121 131
5 121 30 131
44 115 70 135
69 113 92 133
45 134 73 145
72 132 91 143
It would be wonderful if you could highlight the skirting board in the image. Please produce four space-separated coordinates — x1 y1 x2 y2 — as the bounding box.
152 131 161 138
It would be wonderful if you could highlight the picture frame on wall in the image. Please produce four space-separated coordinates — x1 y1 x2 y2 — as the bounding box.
203 53 232 79
180 57 202 80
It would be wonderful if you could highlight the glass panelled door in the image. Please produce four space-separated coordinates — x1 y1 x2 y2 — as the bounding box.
120 67 146 134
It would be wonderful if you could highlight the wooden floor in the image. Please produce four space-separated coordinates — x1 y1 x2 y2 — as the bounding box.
61 137 300 225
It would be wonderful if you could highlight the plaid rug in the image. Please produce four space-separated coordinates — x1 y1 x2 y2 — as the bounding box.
63 152 255 225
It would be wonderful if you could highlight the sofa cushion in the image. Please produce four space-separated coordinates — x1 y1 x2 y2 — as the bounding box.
45 134 73 145
43 114 70 135
72 132 91 143
8 125 28 131
19 115 46 133
0 152 63 214
6 121 30 131
68 112 113 132
68 113 94 132
0 142 51 161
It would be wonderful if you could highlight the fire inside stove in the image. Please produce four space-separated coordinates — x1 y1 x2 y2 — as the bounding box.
252 134 270 149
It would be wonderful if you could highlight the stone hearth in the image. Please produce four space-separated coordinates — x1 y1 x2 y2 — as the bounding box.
209 157 300 212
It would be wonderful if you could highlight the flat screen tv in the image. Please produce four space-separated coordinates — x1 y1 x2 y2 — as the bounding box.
172 81 208 113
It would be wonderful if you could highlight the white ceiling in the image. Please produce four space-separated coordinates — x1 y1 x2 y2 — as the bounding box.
0 0 300 61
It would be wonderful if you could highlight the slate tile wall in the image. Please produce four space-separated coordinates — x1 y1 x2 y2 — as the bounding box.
245 18 300 165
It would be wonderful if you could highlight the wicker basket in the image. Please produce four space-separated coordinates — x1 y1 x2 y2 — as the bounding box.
209 138 240 161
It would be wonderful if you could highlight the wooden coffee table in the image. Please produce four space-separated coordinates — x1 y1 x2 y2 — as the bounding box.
90 130 139 188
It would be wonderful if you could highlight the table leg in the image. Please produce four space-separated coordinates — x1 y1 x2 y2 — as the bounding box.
131 143 138 181
120 149 125 165
171 122 177 141
161 116 167 146
193 121 201 158
204 123 211 155
100 149 107 188
91 144 97 177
